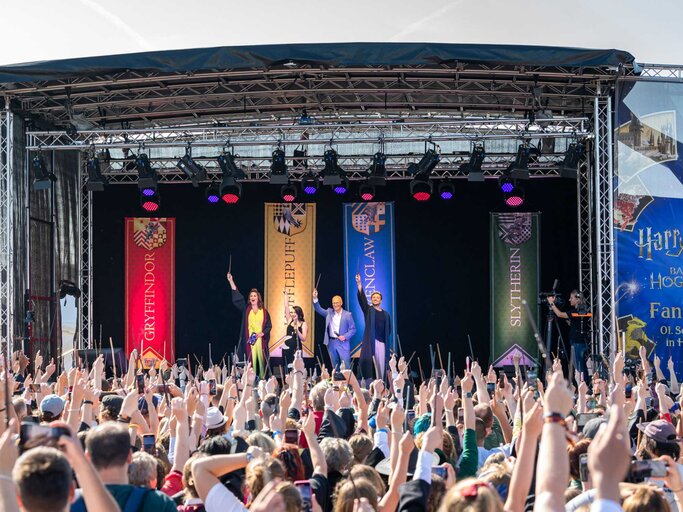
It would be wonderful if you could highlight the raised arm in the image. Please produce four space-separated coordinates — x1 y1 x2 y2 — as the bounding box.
356 273 369 314
227 273 246 311
192 447 262 503
312 289 328 317
302 412 327 475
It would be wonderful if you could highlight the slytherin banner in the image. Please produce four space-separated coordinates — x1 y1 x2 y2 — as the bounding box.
264 203 316 358
125 217 175 367
490 212 540 367
615 80 683 372
343 202 397 358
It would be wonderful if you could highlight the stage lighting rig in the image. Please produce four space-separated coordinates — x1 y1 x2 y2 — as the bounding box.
217 150 246 179
176 146 206 187
499 172 515 193
366 151 387 186
333 176 350 195
135 153 158 197
206 182 220 203
463 144 486 182
85 155 108 192
510 144 531 180
281 183 297 202
504 183 525 208
270 147 289 185
321 148 348 187
410 175 433 201
32 154 56 190
359 181 376 201
141 190 161 212
438 181 455 200
559 141 586 179
407 148 441 176
301 172 319 195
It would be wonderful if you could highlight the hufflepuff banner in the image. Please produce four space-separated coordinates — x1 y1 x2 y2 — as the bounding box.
264 203 316 358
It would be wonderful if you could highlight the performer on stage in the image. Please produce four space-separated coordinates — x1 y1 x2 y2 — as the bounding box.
548 290 589 378
227 272 272 379
312 289 356 370
284 289 308 366
355 273 391 380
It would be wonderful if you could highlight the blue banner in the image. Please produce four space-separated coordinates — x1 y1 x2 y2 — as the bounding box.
343 202 397 358
616 80 683 372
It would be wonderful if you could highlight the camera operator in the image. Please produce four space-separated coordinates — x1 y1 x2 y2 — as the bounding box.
547 290 589 379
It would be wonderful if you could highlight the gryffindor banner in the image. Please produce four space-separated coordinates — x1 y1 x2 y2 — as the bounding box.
264 203 316 358
125 217 175 367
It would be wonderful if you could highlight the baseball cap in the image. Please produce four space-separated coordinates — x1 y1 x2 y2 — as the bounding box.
206 407 228 430
100 395 124 418
581 417 607 440
40 394 65 416
637 419 681 444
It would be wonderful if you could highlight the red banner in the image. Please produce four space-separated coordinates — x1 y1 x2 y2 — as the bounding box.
125 217 175 367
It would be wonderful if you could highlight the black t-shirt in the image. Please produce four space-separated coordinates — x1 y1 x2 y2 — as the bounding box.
565 307 589 343
311 473 330 512
374 310 388 343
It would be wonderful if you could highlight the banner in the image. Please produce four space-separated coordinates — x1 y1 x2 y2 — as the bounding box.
343 202 397 358
264 203 316 358
490 212 540 367
125 217 175 367
615 80 683 371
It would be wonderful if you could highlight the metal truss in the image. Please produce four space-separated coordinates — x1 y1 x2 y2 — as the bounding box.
0 107 14 355
593 95 616 360
77 153 93 351
629 64 683 81
577 159 593 312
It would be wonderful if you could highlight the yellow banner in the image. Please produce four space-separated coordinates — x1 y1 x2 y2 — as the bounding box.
264 203 316 358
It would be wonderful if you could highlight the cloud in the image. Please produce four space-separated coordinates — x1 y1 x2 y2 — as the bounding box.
77 0 153 51
390 1 461 41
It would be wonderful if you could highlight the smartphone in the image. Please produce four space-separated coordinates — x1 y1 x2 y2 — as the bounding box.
136 374 145 394
579 453 589 482
630 459 668 482
486 382 496 397
19 423 70 452
142 434 156 455
406 409 416 422
457 407 464 424
29 384 41 392
645 396 653 408
294 480 313 512
333 372 345 381
284 429 299 445
527 369 538 389
576 413 600 431
208 379 217 396
625 384 633 399
432 466 447 479
156 384 170 394
646 373 653 385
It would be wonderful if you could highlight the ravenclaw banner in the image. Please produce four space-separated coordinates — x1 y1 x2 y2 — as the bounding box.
264 203 316 358
490 212 540 367
125 217 175 367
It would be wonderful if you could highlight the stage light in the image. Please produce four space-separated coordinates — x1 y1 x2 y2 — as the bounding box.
85 156 108 192
333 177 350 195
465 144 486 182
510 144 531 180
220 176 242 204
206 183 220 203
321 148 347 186
410 176 433 201
438 181 455 200
135 153 158 196
301 172 319 195
559 142 585 179
177 151 206 187
499 175 514 193
504 184 525 208
407 148 440 176
359 182 375 201
281 183 297 202
32 154 56 190
217 151 246 179
140 190 161 212
367 152 387 186
270 148 289 185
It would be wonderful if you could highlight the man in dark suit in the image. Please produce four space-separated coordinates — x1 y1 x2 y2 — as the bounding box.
312 289 356 370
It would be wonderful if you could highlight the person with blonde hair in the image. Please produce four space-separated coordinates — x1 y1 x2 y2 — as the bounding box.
333 478 378 512
439 479 504 512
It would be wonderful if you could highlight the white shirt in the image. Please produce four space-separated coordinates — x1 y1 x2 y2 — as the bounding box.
205 482 248 512
330 310 342 338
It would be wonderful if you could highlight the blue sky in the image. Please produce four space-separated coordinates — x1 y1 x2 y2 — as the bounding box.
3 0 681 65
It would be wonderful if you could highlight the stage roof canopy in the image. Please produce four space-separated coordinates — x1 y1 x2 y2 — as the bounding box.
0 42 635 128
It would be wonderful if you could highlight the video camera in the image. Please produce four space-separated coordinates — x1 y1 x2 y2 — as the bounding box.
538 278 565 307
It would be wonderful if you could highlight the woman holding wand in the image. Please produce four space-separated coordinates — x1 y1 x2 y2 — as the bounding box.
283 290 308 366
227 272 272 379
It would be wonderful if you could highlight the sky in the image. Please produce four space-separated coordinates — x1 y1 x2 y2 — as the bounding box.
2 0 682 66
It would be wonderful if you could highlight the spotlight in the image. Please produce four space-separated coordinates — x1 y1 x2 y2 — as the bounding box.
333 177 350 195
410 176 433 201
321 149 347 186
32 154 56 190
135 153 158 196
176 152 206 187
217 151 246 179
464 145 486 182
301 172 319 195
504 183 525 208
140 190 161 212
366 152 387 186
407 148 440 176
559 142 585 179
281 183 297 202
220 176 242 204
510 144 531 180
438 181 455 200
359 182 375 201
206 183 220 203
85 156 108 192
499 175 515 193
270 148 289 185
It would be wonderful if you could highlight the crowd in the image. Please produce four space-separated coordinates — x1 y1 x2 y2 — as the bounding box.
0 343 681 512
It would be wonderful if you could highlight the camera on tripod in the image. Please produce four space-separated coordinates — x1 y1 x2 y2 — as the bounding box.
538 291 565 308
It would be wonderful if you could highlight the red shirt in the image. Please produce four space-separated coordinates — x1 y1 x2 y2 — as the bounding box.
298 410 324 449
161 469 183 497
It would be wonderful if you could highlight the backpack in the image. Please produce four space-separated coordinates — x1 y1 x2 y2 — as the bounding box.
71 486 148 512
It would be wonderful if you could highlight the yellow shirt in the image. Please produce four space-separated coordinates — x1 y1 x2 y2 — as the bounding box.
248 308 264 336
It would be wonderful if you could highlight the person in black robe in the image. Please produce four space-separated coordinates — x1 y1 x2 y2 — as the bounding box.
355 272 391 380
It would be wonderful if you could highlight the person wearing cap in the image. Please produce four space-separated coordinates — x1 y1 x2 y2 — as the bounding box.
99 394 124 423
204 407 229 439
636 419 682 465
39 394 65 423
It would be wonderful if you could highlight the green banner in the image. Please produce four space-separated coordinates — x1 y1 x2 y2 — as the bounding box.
490 212 540 366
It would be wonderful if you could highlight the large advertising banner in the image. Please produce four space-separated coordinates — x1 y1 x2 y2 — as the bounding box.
490 212 540 367
125 217 175 367
264 203 316 358
615 80 683 370
343 202 397 358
